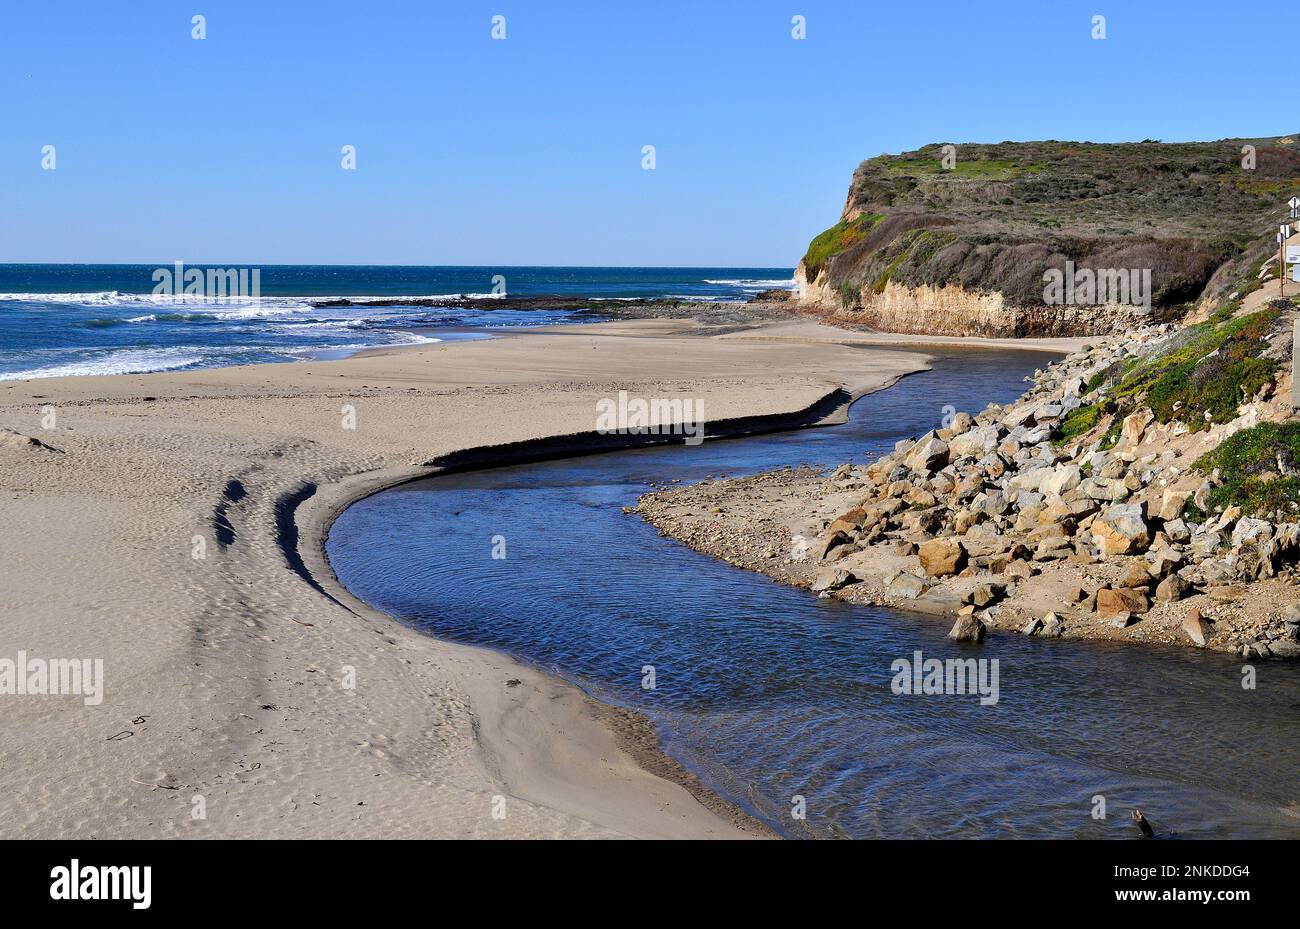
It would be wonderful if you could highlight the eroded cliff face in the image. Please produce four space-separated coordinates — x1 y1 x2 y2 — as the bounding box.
796 137 1300 336
797 269 1155 337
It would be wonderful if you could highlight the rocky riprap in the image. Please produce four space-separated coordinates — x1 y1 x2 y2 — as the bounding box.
637 320 1300 658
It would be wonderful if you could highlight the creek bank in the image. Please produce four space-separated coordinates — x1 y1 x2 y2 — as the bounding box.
637 317 1300 658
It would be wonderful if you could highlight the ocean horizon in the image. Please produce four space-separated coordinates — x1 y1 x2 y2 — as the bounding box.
0 264 795 380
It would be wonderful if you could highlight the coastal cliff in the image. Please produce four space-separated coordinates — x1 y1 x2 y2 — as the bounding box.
796 137 1300 336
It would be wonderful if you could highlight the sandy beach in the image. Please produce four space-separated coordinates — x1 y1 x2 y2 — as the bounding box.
0 316 954 839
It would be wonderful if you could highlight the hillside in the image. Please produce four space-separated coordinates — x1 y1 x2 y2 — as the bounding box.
796 136 1300 336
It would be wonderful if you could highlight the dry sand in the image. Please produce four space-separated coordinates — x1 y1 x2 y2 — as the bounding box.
0 318 932 839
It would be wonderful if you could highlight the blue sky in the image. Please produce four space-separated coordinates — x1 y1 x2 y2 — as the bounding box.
0 1 1282 266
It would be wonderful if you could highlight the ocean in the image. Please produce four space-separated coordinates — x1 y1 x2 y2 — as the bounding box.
0 265 795 380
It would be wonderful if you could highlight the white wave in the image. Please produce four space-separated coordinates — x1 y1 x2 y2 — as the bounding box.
0 347 210 380
386 332 443 345
701 278 797 289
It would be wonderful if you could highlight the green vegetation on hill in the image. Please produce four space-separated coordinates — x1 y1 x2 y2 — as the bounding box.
1103 307 1280 430
801 213 882 280
802 136 1300 315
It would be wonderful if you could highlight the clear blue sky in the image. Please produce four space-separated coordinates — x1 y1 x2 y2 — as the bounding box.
0 1 1282 266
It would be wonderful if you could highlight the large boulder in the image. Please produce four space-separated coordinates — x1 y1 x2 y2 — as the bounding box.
1042 464 1082 497
918 538 967 577
948 425 1000 458
811 567 857 593
1096 586 1150 616
1092 503 1150 555
903 434 950 473
948 614 986 643
1231 517 1274 547
1155 574 1190 603
1006 467 1054 494
1157 489 1190 522
887 573 928 600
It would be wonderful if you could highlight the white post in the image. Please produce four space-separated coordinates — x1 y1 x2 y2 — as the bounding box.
1294 319 1300 409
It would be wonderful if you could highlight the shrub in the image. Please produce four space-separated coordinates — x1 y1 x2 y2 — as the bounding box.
1054 404 1100 445
802 214 883 280
1193 423 1300 516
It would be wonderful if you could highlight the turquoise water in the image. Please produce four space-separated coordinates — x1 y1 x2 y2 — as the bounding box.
327 350 1300 839
0 264 792 380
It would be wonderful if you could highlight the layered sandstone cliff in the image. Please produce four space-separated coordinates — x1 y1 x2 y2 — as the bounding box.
797 137 1300 336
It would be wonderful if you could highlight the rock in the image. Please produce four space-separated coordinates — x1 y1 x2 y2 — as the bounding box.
949 411 974 434
887 572 928 600
1164 518 1190 544
827 507 868 537
1096 587 1150 616
1092 503 1150 556
1231 541 1276 581
1109 612 1137 629
904 487 938 509
904 435 950 474
1021 617 1043 636
918 538 967 577
949 424 1000 458
1033 542 1072 562
1182 608 1209 646
1121 408 1154 447
1157 489 1190 522
948 614 986 643
953 510 980 534
819 529 853 559
1043 464 1082 497
1004 559 1035 580
1154 574 1190 603
1147 548 1183 579
1268 639 1300 658
1042 612 1065 637
964 582 1005 608
826 543 860 563
1007 467 1053 494
1231 517 1274 547
1120 561 1154 589
811 567 856 593
1284 603 1300 640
